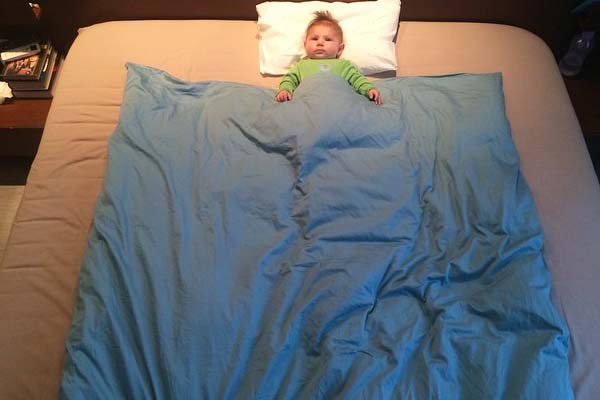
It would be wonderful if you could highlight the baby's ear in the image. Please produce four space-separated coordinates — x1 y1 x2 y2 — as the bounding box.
337 43 345 58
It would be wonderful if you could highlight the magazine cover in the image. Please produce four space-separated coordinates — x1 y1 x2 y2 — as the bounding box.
0 45 50 80
2 54 39 76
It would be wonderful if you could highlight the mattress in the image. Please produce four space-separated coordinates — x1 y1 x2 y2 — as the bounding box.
1 20 599 399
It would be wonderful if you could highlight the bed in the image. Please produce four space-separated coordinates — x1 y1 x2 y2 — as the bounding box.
1 0 599 398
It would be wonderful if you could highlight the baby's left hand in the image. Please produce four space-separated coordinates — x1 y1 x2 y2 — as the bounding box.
368 89 382 105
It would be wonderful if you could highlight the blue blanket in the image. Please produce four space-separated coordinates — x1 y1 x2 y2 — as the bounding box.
60 64 573 399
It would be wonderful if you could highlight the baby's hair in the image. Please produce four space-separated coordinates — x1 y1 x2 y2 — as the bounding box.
305 10 344 42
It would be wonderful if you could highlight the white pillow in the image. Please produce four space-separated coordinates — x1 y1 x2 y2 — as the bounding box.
256 0 401 76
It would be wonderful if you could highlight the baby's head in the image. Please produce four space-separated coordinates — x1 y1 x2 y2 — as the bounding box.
304 11 345 59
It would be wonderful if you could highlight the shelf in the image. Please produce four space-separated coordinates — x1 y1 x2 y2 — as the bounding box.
0 98 51 157
0 98 52 130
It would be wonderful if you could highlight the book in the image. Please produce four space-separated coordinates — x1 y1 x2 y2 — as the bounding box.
7 48 57 90
12 55 63 99
0 43 51 81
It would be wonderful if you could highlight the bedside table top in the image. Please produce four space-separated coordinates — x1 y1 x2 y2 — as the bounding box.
0 98 52 130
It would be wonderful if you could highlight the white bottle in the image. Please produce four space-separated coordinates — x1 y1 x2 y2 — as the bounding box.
559 31 596 77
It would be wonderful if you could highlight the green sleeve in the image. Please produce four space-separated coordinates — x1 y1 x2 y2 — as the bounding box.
278 62 301 93
341 61 374 96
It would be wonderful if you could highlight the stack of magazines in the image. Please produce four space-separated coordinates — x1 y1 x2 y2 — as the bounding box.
0 40 62 99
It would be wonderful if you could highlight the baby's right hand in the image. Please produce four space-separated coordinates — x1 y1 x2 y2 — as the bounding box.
276 90 292 102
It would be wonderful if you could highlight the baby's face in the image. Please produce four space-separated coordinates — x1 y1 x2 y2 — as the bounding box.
304 23 344 59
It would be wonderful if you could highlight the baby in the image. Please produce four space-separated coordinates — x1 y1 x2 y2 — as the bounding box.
276 11 382 105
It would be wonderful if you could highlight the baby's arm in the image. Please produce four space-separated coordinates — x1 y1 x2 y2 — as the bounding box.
276 63 301 102
342 62 383 105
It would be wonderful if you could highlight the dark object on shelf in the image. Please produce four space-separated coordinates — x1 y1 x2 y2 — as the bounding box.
558 1 600 76
559 31 595 76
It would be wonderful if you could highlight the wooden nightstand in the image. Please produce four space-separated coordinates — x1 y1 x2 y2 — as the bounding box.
0 98 51 157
